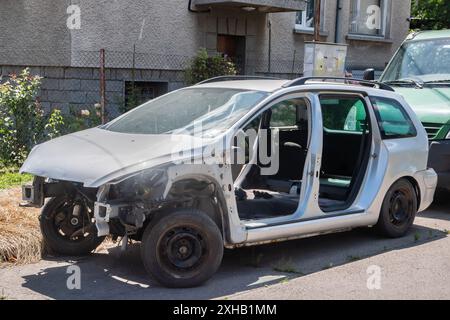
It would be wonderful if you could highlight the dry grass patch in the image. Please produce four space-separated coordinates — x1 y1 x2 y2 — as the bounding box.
0 186 124 266
0 188 42 265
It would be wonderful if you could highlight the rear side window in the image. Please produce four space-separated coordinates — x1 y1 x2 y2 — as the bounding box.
370 97 417 139
320 96 368 133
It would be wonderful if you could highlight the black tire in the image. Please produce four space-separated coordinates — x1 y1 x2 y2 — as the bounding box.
40 196 105 256
140 209 223 288
376 179 418 238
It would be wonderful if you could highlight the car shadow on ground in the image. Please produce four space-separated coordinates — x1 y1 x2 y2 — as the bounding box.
21 206 448 300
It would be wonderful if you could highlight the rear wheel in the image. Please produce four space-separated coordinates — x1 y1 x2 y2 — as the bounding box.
140 209 223 288
376 179 417 238
40 195 105 256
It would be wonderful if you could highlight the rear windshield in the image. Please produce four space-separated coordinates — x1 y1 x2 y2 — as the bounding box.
105 88 268 137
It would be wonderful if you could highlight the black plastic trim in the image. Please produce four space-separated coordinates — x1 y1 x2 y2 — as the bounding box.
283 77 395 92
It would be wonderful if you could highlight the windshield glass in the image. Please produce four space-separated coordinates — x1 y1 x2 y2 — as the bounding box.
381 38 450 83
105 88 269 137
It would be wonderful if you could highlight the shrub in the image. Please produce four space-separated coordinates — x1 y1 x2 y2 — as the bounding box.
60 105 102 134
185 48 237 85
0 69 68 166
45 109 65 140
0 69 44 166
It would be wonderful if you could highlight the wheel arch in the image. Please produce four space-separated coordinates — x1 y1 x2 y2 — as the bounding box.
164 175 233 244
396 176 421 211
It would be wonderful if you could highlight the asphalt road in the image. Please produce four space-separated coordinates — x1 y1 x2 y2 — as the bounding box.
0 204 449 300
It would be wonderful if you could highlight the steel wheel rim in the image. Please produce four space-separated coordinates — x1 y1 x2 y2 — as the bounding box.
388 189 413 227
159 226 207 271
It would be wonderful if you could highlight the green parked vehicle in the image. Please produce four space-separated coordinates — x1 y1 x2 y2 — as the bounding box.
364 29 450 197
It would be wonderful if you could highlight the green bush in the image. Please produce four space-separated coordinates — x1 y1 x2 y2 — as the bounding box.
42 105 102 138
1 69 49 166
0 68 72 166
45 109 65 140
185 48 237 85
60 105 102 134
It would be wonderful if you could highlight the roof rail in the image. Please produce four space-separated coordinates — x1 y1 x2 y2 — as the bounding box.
283 77 395 92
196 75 282 85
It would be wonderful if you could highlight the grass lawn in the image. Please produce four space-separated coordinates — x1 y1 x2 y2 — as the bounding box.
0 171 33 190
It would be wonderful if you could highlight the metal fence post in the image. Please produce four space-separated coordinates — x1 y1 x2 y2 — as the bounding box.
314 0 321 42
291 50 297 78
99 48 106 124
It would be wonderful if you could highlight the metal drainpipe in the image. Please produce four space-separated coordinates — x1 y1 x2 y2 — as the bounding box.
268 18 272 73
334 0 342 43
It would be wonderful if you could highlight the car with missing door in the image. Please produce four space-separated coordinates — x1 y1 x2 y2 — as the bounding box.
20 76 437 287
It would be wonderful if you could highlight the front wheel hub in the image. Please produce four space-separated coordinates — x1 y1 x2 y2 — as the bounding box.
163 228 205 270
70 217 79 226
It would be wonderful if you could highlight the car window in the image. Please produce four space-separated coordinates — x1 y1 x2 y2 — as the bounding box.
370 97 417 139
270 100 297 127
320 96 367 133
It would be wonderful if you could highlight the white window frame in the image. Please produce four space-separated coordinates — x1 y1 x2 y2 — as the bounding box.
295 0 325 32
348 0 390 38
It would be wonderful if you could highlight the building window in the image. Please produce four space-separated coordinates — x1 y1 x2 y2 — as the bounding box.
124 81 168 108
295 0 324 31
349 0 389 37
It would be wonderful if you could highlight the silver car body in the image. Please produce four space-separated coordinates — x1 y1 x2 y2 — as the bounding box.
20 80 437 247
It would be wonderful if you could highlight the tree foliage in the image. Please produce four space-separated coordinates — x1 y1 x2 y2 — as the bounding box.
411 0 450 30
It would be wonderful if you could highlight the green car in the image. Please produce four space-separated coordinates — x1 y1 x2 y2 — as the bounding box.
365 29 450 196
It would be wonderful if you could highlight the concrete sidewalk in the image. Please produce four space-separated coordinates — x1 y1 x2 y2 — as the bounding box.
0 205 449 300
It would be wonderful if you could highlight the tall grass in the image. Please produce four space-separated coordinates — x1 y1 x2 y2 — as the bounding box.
0 169 32 190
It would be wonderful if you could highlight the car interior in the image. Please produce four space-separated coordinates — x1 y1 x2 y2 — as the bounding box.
234 94 372 221
318 95 372 212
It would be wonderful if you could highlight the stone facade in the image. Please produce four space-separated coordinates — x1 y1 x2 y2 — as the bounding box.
0 65 184 116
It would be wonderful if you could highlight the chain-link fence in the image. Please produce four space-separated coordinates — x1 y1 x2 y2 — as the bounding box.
0 48 379 122
0 48 376 78
73 50 307 76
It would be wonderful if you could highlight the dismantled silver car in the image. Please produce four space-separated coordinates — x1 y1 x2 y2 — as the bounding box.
21 76 437 287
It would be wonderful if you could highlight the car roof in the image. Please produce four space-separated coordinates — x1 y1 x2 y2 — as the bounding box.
407 29 450 42
194 79 290 92
193 79 400 98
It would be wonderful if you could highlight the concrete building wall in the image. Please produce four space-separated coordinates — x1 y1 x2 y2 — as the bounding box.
341 0 412 70
0 0 411 70
0 0 205 66
266 0 412 71
0 0 71 66
0 0 412 117
69 0 203 57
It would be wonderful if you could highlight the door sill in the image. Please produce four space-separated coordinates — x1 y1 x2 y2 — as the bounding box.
245 209 365 230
